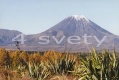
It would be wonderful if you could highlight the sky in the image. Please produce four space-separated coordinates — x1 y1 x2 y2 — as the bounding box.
0 0 119 35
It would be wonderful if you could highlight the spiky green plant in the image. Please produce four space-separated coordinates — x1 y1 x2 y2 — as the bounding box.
73 48 119 80
42 50 77 75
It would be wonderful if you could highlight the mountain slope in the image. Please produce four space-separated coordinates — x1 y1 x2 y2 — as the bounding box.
0 15 119 52
0 29 21 45
46 15 112 37
25 15 118 52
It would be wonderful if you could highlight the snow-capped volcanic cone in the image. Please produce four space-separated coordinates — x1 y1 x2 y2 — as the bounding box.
25 15 119 52
1 15 119 52
45 15 112 38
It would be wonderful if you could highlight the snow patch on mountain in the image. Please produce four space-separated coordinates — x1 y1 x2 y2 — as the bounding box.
70 15 89 22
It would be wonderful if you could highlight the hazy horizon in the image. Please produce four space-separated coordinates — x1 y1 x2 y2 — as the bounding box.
0 0 119 35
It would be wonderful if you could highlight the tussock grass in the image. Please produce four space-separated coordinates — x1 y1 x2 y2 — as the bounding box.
0 48 119 80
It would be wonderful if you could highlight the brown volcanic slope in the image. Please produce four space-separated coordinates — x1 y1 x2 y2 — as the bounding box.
1 15 119 52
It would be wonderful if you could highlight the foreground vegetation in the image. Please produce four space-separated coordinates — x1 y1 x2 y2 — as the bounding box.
0 48 119 80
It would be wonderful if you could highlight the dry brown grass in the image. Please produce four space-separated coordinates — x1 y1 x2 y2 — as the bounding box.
0 68 33 80
49 75 79 80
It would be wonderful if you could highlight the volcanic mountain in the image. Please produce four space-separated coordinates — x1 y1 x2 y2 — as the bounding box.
46 15 112 37
24 15 119 52
1 15 119 52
